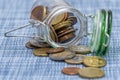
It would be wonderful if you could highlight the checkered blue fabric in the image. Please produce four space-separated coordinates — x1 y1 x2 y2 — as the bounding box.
0 0 119 80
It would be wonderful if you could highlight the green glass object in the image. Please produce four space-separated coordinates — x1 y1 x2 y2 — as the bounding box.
90 9 112 56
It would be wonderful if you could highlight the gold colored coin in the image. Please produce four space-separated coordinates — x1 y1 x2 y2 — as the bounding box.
69 46 91 54
53 20 72 31
83 56 106 67
51 13 67 25
50 27 56 41
78 67 105 78
65 54 87 64
50 26 58 42
33 48 50 57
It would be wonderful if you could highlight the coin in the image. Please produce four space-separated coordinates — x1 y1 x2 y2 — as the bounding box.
57 27 73 35
69 46 91 54
58 28 77 37
51 13 67 25
49 50 75 60
29 38 50 48
25 42 37 49
67 16 77 25
62 67 79 75
59 33 75 43
83 56 106 67
31 6 47 21
78 67 105 78
33 48 50 57
53 20 72 31
47 47 65 54
65 54 86 64
50 26 58 42
50 27 56 41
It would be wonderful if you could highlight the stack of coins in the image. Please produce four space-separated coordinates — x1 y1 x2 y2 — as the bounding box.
25 5 107 79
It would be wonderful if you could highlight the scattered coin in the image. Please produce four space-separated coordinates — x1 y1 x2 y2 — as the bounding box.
78 67 105 78
31 6 47 21
69 45 91 54
47 47 65 54
59 33 75 43
62 67 80 75
51 13 67 25
25 42 37 49
83 56 106 67
65 54 86 64
33 48 50 57
49 50 75 60
29 39 50 48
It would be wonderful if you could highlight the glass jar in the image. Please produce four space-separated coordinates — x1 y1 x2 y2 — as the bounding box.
5 0 112 56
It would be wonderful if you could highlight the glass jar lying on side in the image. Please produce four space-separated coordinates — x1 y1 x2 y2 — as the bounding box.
5 0 112 56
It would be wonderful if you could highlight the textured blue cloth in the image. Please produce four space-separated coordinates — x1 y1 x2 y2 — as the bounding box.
0 0 119 80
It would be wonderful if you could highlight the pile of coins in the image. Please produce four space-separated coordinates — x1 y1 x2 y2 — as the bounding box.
30 5 77 43
26 42 106 79
25 5 107 79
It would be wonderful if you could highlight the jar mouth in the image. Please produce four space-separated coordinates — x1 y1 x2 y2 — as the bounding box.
44 6 87 48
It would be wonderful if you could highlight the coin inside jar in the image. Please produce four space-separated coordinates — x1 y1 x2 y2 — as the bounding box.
47 47 65 54
83 56 106 67
78 67 105 78
30 6 47 21
59 33 75 43
62 67 80 75
67 16 77 25
57 27 73 35
51 13 67 25
58 28 77 37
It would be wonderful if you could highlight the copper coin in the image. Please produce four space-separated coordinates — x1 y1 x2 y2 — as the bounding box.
30 6 47 21
58 28 77 37
47 47 65 54
57 27 73 35
62 67 79 75
25 42 37 49
59 33 75 43
67 16 77 25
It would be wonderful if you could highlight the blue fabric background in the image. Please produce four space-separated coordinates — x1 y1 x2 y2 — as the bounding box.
0 0 119 80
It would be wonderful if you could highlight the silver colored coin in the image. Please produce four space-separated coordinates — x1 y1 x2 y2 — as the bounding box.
65 54 87 64
29 38 50 47
49 50 75 61
69 46 91 54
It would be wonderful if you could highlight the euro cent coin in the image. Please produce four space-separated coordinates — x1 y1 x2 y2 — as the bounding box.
83 56 106 67
78 67 105 78
62 67 80 75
